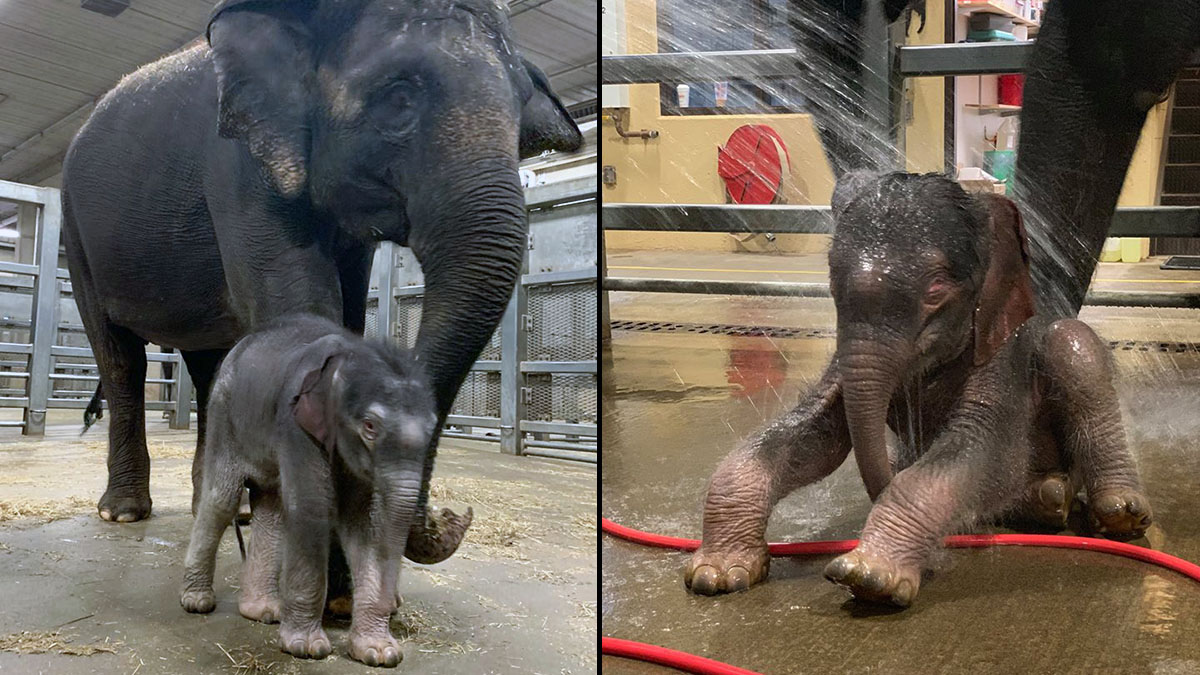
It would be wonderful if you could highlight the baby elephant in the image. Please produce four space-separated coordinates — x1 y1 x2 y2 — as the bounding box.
181 314 443 667
686 172 1151 607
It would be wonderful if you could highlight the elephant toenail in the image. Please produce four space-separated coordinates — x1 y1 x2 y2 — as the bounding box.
689 565 720 594
725 566 750 591
1039 480 1065 507
892 578 915 607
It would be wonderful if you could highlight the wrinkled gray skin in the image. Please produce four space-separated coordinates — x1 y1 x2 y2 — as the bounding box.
62 0 579 603
181 314 454 667
685 173 1151 607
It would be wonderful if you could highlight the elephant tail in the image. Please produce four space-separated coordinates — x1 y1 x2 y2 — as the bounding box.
81 384 104 435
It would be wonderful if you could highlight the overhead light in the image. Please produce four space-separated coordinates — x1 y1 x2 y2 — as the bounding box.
81 0 130 17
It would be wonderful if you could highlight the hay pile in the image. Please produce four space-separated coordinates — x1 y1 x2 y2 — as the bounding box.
0 496 92 524
0 630 118 656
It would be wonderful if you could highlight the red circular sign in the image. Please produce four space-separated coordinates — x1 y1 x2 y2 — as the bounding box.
717 125 792 204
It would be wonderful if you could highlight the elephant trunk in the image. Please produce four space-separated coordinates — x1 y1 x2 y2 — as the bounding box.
403 133 526 554
839 336 910 501
377 464 426 563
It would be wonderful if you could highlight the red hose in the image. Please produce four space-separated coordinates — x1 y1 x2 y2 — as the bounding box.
601 517 1200 675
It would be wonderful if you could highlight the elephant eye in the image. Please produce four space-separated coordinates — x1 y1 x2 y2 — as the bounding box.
924 274 952 306
361 418 378 442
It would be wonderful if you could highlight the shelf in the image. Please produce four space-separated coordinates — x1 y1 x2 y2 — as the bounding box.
964 103 1022 115
957 0 1040 27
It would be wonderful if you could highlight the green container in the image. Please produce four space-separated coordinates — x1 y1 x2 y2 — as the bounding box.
984 150 1016 185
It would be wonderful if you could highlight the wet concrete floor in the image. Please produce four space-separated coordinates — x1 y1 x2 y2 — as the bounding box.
0 413 595 674
603 287 1200 674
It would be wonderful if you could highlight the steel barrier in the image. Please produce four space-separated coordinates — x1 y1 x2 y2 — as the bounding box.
0 179 195 434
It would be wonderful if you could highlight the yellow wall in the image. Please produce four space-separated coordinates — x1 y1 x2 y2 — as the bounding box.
602 0 1165 256
903 0 945 174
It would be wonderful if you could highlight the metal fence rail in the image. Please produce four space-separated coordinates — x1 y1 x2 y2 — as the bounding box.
0 179 195 434
0 164 597 462
600 31 1200 311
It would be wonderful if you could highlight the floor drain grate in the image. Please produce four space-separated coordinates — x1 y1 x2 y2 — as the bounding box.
610 320 835 340
612 321 1200 353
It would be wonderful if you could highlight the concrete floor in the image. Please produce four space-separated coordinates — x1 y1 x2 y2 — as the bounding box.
0 411 595 674
602 251 1200 674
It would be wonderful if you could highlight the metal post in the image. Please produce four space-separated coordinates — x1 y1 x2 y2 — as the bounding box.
169 352 192 430
24 194 61 436
376 242 397 341
860 0 901 169
600 228 611 345
499 251 529 456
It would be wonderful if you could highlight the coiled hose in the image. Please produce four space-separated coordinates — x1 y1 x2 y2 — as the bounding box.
601 517 1200 674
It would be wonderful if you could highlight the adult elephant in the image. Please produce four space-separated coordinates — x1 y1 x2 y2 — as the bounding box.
62 0 581 566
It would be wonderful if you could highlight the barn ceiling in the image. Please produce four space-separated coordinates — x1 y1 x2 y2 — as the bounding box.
0 0 597 187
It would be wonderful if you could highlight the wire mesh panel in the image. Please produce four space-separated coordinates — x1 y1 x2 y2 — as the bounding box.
395 296 423 349
451 371 502 418
526 373 597 423
365 297 379 339
527 281 596 362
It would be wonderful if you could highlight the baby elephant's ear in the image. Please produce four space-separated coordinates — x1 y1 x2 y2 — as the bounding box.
973 193 1036 366
291 352 340 452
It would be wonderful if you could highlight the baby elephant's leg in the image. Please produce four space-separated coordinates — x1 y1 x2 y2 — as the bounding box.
239 486 282 624
687 371 851 595
826 404 1029 607
181 476 242 613
277 478 333 660
1042 320 1151 538
338 515 403 668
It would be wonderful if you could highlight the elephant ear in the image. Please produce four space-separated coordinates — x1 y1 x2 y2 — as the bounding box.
518 58 583 159
206 0 317 198
290 336 345 452
973 194 1036 366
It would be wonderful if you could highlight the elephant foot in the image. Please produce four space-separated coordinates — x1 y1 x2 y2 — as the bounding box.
824 549 920 608
1089 488 1152 539
684 545 770 596
98 487 151 523
239 596 281 624
279 626 332 660
1022 473 1075 529
180 588 216 614
325 594 353 617
404 506 474 565
348 632 403 668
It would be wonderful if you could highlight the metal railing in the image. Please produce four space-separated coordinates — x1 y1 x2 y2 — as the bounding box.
600 30 1200 309
380 175 598 463
0 179 195 434
0 166 597 459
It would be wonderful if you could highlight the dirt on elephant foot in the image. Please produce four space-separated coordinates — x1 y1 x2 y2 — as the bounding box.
824 549 921 608
1089 488 1153 539
349 631 403 668
685 545 770 595
278 627 332 660
97 488 151 523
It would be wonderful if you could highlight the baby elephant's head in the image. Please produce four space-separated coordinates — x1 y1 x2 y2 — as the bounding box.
827 171 1036 499
290 334 437 555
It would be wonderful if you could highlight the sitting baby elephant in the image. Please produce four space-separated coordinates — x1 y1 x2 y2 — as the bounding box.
181 314 463 667
685 172 1151 608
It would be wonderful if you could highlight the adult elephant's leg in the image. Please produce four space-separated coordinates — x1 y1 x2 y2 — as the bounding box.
1017 1 1200 317
93 323 151 522
335 243 374 336
686 370 851 595
182 348 227 516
